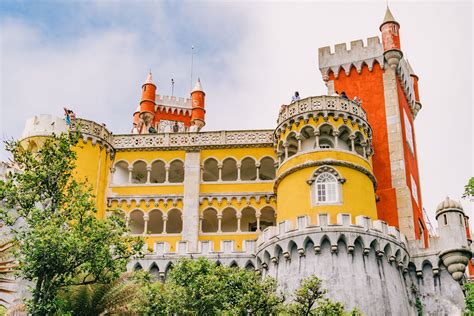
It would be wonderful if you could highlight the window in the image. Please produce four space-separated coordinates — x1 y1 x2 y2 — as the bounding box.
320 144 331 149
315 173 339 204
410 175 418 205
404 111 414 153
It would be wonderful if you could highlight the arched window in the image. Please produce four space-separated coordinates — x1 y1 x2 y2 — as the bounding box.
241 207 257 232
221 208 237 232
222 158 237 181
259 157 276 180
286 132 298 158
315 173 339 204
169 160 184 183
129 210 145 234
166 209 182 233
112 161 129 185
203 158 219 182
202 208 218 233
150 160 166 183
132 161 147 184
148 210 164 234
240 157 257 181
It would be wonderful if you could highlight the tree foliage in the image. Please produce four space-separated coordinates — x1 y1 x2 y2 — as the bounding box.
464 282 474 313
463 177 474 199
0 133 143 315
287 275 360 316
132 258 284 315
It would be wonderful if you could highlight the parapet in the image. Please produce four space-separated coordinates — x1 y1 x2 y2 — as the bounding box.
155 94 192 108
70 118 114 151
257 213 408 258
21 114 68 140
318 37 384 78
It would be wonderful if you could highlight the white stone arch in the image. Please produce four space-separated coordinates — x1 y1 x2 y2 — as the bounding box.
166 208 183 234
221 207 238 232
229 260 239 268
352 131 366 156
202 207 219 233
240 156 257 181
133 262 143 271
222 157 238 181
244 260 255 270
168 159 184 183
147 209 164 234
129 209 145 234
337 124 352 151
202 157 219 182
285 131 298 158
131 160 148 184
150 159 166 183
259 206 276 230
240 206 257 232
112 160 129 185
318 123 335 149
259 156 276 180
300 124 316 152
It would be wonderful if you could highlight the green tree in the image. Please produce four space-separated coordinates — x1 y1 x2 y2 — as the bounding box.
288 275 359 316
463 177 474 199
132 258 284 315
464 282 474 314
0 133 143 315
58 272 138 315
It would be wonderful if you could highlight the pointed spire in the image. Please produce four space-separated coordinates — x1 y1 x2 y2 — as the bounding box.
192 78 204 93
145 71 154 84
380 6 399 30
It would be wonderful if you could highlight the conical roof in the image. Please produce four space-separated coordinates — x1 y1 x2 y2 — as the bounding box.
380 7 399 30
145 71 154 84
192 78 204 93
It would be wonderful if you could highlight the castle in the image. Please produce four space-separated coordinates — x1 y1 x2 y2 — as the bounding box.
15 7 472 315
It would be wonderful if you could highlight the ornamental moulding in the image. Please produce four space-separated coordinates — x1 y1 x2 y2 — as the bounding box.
274 159 377 191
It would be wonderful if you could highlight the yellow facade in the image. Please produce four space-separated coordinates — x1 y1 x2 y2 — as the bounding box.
20 95 377 255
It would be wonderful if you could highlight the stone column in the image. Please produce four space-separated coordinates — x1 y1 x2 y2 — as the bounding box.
110 167 116 184
256 162 261 180
128 166 133 183
284 142 288 159
217 214 223 233
349 135 355 152
237 163 241 181
125 214 130 228
199 215 203 233
146 166 152 184
296 135 302 152
163 214 168 234
237 213 241 232
218 163 223 182
143 214 149 235
165 166 170 183
314 131 320 148
333 131 339 148
256 212 261 232
182 151 201 252
362 142 367 158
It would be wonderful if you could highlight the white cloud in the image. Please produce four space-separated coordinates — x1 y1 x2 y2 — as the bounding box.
0 1 472 227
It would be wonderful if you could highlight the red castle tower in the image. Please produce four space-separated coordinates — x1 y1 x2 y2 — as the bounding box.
132 73 205 134
319 7 426 244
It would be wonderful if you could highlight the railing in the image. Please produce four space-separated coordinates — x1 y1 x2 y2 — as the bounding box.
277 95 368 125
71 118 114 145
113 130 274 150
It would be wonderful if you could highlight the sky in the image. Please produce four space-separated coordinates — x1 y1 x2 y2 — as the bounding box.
0 0 472 229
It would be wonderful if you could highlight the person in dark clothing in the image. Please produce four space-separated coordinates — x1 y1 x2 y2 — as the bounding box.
340 91 349 100
173 122 179 133
148 125 157 133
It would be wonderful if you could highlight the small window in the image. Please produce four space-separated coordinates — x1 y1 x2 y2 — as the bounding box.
392 24 398 35
443 214 447 225
460 214 463 225
320 144 331 149
418 219 425 244
315 173 339 204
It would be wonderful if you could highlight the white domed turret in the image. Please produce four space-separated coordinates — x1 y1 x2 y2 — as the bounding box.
435 197 471 282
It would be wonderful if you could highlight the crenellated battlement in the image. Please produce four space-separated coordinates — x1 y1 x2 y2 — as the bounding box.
318 37 384 78
257 213 408 254
155 94 192 108
21 114 68 140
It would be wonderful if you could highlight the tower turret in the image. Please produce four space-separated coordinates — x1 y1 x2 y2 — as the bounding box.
435 197 472 282
139 72 157 131
407 60 422 117
190 78 206 130
380 7 403 69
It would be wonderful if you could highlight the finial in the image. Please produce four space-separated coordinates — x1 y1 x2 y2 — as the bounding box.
192 77 203 93
380 6 399 30
145 70 153 84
